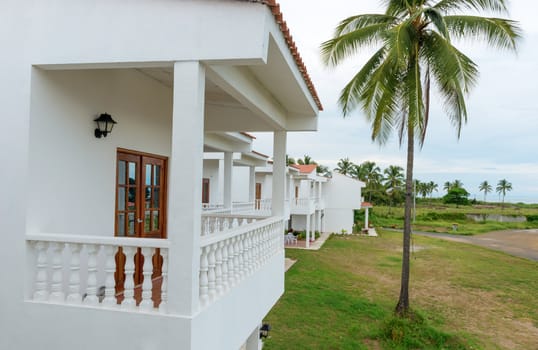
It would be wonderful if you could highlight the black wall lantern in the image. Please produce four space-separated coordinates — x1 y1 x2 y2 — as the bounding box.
94 113 117 138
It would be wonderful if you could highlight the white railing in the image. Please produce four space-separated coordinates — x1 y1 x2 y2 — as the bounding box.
198 217 284 308
315 198 325 209
290 197 315 213
202 203 230 214
26 234 170 313
201 214 264 236
231 199 272 215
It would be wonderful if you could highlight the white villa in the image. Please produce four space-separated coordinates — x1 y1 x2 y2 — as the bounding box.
1 1 323 349
202 157 366 246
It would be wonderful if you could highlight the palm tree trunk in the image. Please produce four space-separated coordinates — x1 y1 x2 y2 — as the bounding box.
396 124 414 316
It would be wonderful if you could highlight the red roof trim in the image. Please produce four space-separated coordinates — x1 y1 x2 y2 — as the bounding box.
252 150 270 158
240 0 323 111
240 132 256 139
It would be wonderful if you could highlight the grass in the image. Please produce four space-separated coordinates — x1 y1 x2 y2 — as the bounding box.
365 204 538 235
263 232 538 349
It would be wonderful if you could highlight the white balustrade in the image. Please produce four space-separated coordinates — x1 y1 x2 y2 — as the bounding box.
198 216 284 309
66 243 82 304
159 249 168 314
231 199 272 215
26 234 169 313
201 214 264 236
290 197 316 213
139 247 154 311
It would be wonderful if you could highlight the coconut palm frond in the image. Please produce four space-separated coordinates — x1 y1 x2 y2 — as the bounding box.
424 7 451 40
321 22 391 66
434 0 508 14
334 14 397 36
444 15 521 51
338 47 387 116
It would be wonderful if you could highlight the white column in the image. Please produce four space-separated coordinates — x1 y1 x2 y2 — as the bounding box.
248 166 256 203
317 210 321 234
167 61 205 315
271 131 287 217
312 212 317 237
318 182 322 202
223 152 233 209
364 207 369 230
245 325 262 350
305 214 310 248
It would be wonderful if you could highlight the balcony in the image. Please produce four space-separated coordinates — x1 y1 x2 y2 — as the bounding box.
290 197 316 215
25 216 285 348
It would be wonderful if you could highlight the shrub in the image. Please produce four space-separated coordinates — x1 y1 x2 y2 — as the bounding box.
526 215 538 222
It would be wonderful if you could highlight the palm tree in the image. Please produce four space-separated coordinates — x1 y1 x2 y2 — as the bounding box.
427 181 438 198
349 164 363 180
361 161 382 201
316 164 332 177
335 157 354 175
443 181 452 193
384 165 405 209
321 0 519 315
286 155 296 166
297 155 315 165
496 179 512 208
452 179 464 189
383 165 405 191
479 180 493 202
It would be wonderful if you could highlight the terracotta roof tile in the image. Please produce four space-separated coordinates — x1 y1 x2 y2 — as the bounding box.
295 164 317 174
238 0 323 111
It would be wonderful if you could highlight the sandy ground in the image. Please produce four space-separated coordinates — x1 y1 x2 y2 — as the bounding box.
412 229 538 261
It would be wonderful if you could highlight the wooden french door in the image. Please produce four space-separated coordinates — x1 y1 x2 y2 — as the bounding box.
115 150 166 238
255 183 262 209
202 178 210 204
115 149 167 306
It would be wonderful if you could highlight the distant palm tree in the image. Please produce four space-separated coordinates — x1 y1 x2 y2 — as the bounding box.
479 180 493 202
361 161 382 201
349 164 363 180
384 165 405 210
415 181 428 199
335 157 354 175
383 165 405 191
297 155 316 165
321 0 520 315
443 181 452 193
316 164 332 177
452 180 464 189
286 155 296 166
496 179 512 208
427 181 438 198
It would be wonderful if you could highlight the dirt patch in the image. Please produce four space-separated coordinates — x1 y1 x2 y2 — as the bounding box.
415 229 538 261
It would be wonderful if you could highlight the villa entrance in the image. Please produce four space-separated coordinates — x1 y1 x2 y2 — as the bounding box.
114 149 168 306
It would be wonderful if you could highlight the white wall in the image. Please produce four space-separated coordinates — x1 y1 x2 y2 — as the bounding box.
232 166 250 203
324 173 364 209
27 68 172 236
324 208 355 234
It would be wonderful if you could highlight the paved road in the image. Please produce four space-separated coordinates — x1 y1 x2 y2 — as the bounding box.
411 229 538 261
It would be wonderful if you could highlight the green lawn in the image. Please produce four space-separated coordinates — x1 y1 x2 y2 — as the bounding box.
263 232 538 349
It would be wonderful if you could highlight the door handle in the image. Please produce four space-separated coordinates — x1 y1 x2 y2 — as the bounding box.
137 218 143 224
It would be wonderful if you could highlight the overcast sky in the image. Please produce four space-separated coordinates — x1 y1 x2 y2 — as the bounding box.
252 0 538 203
